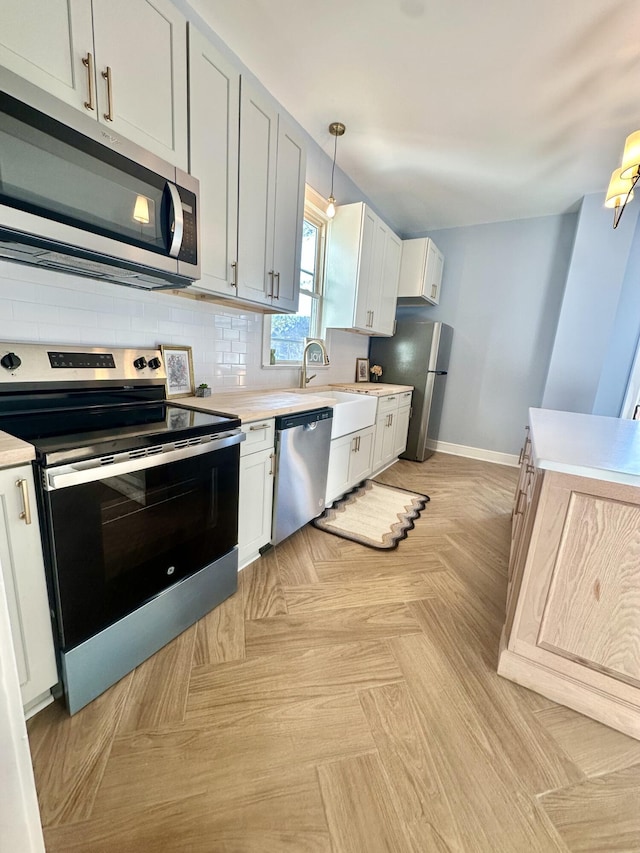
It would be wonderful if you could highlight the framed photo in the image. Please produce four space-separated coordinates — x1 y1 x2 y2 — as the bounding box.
356 357 370 382
160 345 195 398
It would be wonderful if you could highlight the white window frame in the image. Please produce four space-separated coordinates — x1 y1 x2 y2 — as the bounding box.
262 185 329 368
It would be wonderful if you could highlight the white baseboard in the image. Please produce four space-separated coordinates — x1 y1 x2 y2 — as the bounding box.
426 439 519 467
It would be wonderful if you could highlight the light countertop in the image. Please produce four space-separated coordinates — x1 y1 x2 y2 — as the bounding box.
176 390 338 423
329 382 414 396
530 408 640 487
178 384 414 423
0 432 35 468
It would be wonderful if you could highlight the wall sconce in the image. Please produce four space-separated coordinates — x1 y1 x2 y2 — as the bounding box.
132 194 150 225
606 130 640 228
326 121 346 219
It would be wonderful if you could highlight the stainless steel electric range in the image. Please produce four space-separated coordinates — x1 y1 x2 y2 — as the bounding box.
0 342 244 714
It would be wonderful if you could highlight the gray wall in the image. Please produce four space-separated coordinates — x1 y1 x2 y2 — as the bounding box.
407 214 577 455
542 193 640 414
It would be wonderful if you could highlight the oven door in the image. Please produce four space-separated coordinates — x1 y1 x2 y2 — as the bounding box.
41 433 242 651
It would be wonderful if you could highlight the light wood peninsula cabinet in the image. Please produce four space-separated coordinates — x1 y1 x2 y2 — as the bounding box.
499 408 640 740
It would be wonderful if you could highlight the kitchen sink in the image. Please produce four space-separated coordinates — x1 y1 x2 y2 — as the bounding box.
293 388 377 438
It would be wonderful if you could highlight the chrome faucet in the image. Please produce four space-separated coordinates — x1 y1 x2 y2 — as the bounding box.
300 339 330 388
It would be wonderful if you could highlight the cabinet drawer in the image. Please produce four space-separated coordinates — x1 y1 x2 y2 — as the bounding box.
241 419 275 456
399 391 412 407
377 394 399 415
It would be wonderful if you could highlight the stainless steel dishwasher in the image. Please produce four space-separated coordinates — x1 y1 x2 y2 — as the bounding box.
272 407 333 545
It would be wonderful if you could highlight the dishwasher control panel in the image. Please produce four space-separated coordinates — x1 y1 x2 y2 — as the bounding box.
275 407 332 431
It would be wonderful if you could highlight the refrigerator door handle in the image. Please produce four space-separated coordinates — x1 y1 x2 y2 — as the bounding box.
427 370 448 375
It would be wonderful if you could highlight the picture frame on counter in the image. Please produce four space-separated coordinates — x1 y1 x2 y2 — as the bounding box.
355 357 369 382
161 344 195 398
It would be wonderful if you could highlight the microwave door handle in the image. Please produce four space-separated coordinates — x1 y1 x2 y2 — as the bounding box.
166 182 184 258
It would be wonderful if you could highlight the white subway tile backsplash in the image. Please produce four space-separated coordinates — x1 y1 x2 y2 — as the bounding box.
0 261 367 389
14 300 61 324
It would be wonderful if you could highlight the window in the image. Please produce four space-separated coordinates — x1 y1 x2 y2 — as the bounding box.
264 187 327 366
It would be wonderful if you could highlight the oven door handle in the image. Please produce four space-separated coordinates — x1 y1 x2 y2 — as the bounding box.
44 430 245 491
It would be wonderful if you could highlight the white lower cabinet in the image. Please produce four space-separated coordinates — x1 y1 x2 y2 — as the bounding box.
326 426 374 505
372 391 412 474
0 464 57 713
238 420 275 569
393 400 412 459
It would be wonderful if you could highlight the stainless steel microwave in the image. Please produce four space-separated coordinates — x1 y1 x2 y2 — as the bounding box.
0 68 199 290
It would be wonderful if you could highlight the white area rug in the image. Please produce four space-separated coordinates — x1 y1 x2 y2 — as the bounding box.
313 480 429 550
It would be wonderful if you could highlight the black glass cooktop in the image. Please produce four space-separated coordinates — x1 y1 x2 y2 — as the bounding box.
0 388 240 466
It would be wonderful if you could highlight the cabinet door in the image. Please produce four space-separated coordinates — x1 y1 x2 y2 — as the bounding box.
271 117 306 313
376 230 401 335
0 0 93 111
372 411 387 472
0 466 57 709
188 26 239 298
537 490 640 687
326 434 353 505
238 447 274 568
349 427 374 486
366 217 387 333
392 405 411 458
353 208 378 332
92 0 188 168
237 79 277 307
424 240 444 305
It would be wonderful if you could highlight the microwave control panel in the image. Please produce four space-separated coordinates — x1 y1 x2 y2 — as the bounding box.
177 188 197 265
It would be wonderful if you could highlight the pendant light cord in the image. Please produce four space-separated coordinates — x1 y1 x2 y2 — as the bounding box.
330 130 338 198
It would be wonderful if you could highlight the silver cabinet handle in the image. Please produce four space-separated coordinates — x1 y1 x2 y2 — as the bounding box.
230 261 238 288
390 413 393 426
82 52 95 111
267 270 274 298
249 423 269 431
16 479 32 525
274 271 280 299
268 453 275 476
371 310 375 328
166 182 184 259
101 66 114 121
351 437 357 452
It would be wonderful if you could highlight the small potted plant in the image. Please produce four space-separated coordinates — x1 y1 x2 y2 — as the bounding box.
370 364 383 383
195 382 211 397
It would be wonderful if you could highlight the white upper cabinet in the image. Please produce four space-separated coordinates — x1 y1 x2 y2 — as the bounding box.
237 79 305 312
271 117 306 312
0 0 188 168
324 202 401 336
91 0 187 168
0 0 93 109
237 79 278 306
397 237 444 305
188 26 239 297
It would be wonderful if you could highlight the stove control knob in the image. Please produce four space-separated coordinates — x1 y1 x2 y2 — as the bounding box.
1 352 21 371
148 357 162 370
133 356 147 370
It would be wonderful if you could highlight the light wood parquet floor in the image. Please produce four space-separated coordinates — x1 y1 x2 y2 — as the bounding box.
27 453 640 852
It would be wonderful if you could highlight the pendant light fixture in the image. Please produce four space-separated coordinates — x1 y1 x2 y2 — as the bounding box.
605 130 640 228
326 121 346 219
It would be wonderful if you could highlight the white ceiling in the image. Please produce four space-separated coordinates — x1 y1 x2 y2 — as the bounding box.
192 0 640 235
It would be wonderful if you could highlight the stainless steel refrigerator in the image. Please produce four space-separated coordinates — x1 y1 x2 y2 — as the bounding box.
369 316 453 461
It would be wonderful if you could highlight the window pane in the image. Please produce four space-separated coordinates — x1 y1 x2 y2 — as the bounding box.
270 292 314 362
300 270 314 293
301 220 317 278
